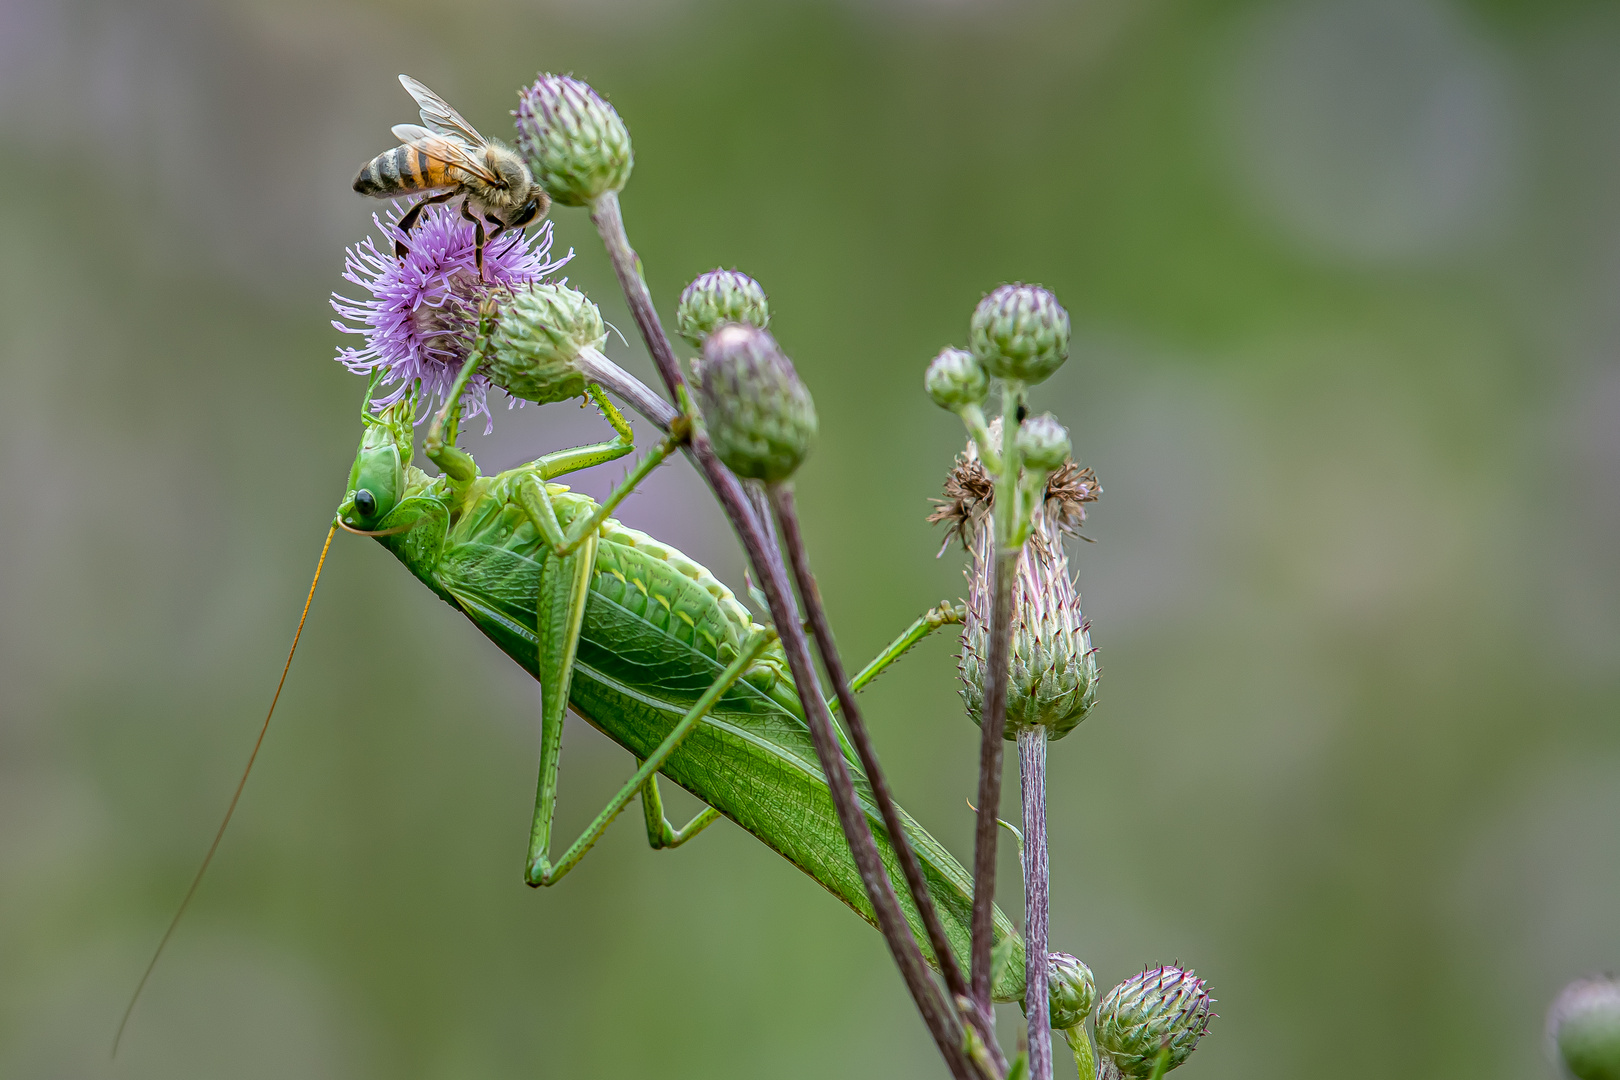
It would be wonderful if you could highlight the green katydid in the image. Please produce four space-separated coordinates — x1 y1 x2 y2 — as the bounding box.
118 318 1033 1055
329 322 1033 1006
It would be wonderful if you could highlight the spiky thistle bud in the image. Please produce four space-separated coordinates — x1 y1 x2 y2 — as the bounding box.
677 270 770 348
483 282 607 405
1549 976 1620 1080
1017 413 1071 474
514 74 633 207
1095 966 1215 1078
925 347 989 412
938 426 1101 740
969 284 1070 386
1047 952 1097 1032
698 324 817 484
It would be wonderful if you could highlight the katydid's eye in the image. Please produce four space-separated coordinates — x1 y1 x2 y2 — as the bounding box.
355 490 376 516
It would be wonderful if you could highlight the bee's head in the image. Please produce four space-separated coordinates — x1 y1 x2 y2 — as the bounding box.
506 183 551 230
339 396 413 530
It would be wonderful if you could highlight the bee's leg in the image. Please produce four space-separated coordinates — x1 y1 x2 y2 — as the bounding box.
394 191 455 258
460 198 487 278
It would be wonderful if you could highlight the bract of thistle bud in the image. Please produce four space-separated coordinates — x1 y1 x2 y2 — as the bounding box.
1017 412 1070 473
677 270 770 348
1549 977 1620 1080
969 283 1070 385
959 495 1099 741
1047 952 1097 1032
1095 965 1214 1078
925 347 989 412
698 324 817 484
514 74 633 207
484 282 607 406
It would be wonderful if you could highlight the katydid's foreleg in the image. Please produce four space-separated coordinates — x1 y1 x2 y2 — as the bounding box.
526 628 773 886
518 389 691 557
827 600 967 714
422 303 495 485
639 774 721 850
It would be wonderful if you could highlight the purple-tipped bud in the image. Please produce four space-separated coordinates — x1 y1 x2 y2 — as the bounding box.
514 74 633 207
969 283 1071 385
925 347 989 412
1016 413 1071 473
677 270 770 348
1047 952 1097 1032
1549 976 1620 1080
698 325 817 484
1095 965 1215 1078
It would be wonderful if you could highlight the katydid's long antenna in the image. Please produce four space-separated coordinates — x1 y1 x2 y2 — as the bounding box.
113 522 337 1057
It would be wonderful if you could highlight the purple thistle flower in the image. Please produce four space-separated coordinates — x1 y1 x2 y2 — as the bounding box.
331 202 573 432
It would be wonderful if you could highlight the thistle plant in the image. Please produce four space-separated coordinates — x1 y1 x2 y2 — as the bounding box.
312 67 1221 1080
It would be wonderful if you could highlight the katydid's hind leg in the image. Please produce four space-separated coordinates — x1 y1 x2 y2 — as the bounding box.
528 630 774 887
639 775 721 850
525 532 598 887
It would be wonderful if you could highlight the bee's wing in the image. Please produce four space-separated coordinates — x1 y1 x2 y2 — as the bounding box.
391 125 503 186
398 74 489 148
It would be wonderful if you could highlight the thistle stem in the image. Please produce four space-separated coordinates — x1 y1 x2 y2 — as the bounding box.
970 384 1025 1016
587 191 987 1080
771 484 990 1066
1019 726 1051 1080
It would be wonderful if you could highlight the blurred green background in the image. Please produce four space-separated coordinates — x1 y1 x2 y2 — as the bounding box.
3 0 1618 1077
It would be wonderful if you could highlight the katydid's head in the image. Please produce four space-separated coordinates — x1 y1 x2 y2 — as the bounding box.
340 397 413 531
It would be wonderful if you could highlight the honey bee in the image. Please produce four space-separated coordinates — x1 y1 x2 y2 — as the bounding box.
354 74 550 275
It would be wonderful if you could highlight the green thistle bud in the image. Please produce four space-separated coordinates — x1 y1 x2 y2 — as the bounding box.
1047 952 1097 1032
1095 966 1215 1078
1017 413 1071 473
514 74 633 207
925 347 989 412
969 283 1070 385
677 270 770 348
1550 977 1620 1080
698 324 817 484
484 283 607 405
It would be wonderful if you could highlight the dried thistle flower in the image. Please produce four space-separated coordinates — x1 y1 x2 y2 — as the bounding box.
331 203 571 431
936 425 1101 740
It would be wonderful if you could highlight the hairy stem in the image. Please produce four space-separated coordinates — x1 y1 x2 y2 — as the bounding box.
772 484 997 1069
588 190 986 1080
972 384 1025 1019
1019 726 1051 1080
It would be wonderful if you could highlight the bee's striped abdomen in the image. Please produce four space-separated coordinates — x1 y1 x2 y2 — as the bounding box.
354 142 458 196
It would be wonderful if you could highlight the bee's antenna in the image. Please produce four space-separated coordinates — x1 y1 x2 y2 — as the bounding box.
112 522 337 1056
